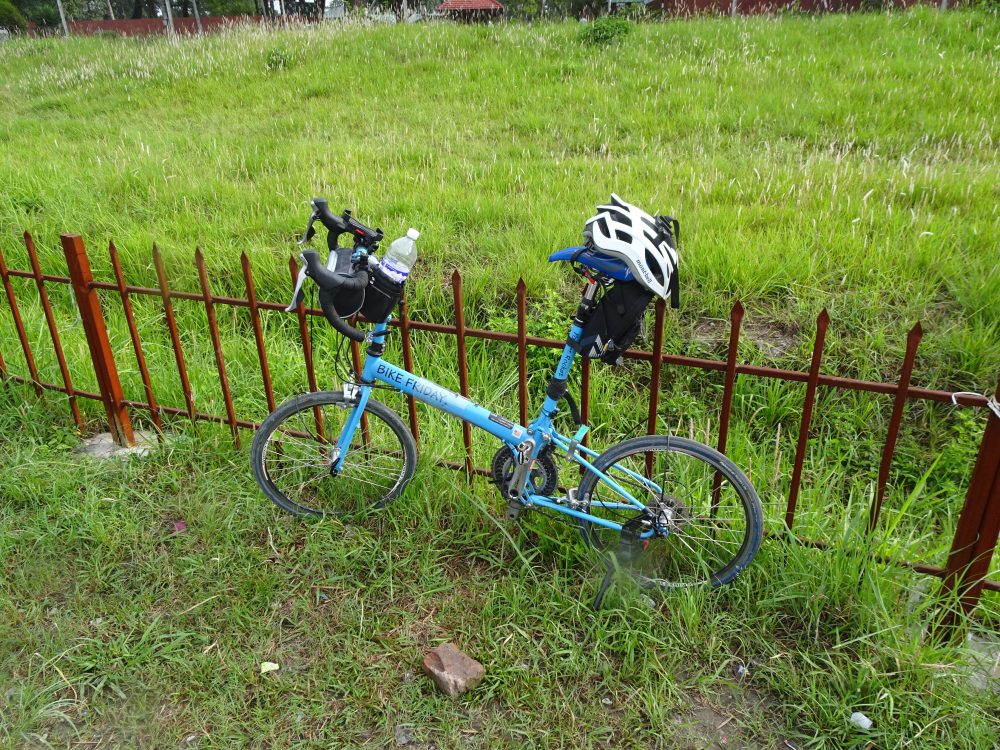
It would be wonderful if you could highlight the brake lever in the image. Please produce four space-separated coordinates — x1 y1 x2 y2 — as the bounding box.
298 210 319 245
285 255 308 312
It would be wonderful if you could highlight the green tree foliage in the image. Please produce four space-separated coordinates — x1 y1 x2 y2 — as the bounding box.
197 0 258 15
0 0 28 29
11 0 59 27
12 0 257 23
579 14 631 44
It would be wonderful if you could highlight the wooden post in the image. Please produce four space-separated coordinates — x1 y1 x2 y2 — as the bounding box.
61 234 135 447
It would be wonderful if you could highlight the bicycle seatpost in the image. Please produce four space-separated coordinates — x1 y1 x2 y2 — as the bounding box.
573 280 600 326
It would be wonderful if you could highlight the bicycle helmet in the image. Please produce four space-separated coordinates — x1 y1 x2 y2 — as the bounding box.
583 194 678 300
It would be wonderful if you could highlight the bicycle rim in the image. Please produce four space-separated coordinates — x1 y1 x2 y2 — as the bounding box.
580 436 761 588
253 392 414 517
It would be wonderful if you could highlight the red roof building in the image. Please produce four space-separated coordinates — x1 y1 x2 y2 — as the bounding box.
436 0 504 20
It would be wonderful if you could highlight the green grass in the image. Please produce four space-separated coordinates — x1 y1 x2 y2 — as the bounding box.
1 8 1000 748
2 390 1000 749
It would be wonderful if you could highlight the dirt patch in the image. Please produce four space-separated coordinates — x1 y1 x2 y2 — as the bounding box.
672 669 791 750
693 318 798 359
744 321 798 359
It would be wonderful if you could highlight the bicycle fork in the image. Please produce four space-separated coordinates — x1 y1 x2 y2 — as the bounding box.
330 384 371 474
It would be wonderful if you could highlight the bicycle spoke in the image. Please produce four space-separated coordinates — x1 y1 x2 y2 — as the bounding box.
581 438 760 588
254 393 414 517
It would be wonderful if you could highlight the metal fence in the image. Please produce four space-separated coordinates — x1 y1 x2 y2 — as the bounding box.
0 231 997 632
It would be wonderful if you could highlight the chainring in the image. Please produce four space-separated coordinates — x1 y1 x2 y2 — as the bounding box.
490 445 559 497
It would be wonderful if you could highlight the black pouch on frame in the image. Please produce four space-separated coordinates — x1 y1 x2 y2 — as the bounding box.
360 265 405 324
577 280 655 365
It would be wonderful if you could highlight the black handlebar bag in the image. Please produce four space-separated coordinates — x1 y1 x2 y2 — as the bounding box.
320 248 405 325
321 247 366 318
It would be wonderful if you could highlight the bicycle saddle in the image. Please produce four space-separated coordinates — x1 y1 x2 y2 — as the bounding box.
547 246 635 282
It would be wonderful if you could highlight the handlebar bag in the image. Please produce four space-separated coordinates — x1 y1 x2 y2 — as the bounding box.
576 280 655 365
360 265 405 324
322 247 367 317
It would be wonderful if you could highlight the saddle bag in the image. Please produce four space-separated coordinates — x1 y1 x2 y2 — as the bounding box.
577 280 655 366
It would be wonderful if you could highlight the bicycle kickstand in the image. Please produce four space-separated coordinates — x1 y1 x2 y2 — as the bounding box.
592 554 617 611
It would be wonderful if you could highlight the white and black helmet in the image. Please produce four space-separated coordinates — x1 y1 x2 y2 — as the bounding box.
583 194 679 301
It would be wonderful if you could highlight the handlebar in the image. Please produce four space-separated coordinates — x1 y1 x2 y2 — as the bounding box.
300 249 369 342
309 198 384 251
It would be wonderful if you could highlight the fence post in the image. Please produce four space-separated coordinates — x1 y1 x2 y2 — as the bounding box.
452 269 474 482
936 384 1000 638
61 234 135 447
785 308 829 530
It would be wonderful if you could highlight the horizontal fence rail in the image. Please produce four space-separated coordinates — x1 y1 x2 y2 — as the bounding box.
1 231 998 630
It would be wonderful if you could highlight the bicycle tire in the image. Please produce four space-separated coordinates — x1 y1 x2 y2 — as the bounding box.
251 390 417 518
578 435 763 589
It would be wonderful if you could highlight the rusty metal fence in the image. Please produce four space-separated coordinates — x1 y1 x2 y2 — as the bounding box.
1 231 998 630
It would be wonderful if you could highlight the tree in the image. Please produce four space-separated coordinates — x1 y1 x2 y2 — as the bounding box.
12 0 59 26
1 0 28 29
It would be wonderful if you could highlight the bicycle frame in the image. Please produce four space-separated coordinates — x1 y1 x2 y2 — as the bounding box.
334 319 661 538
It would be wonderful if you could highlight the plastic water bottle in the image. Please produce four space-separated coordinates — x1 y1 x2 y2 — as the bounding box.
381 228 419 284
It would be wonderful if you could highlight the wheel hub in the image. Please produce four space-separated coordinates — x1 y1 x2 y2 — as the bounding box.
653 494 689 533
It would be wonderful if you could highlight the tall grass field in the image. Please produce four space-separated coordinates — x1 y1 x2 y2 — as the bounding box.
1 8 999 749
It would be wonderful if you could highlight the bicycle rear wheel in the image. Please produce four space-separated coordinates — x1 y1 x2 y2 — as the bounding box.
578 435 762 589
251 390 417 517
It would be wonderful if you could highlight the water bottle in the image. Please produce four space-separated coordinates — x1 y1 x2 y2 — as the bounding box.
381 228 419 284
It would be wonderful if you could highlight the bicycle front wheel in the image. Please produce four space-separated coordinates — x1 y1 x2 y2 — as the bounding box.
578 435 763 589
251 390 417 518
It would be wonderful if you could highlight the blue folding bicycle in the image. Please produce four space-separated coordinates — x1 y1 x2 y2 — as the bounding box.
251 198 763 599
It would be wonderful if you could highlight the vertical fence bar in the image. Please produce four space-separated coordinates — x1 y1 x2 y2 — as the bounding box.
869 322 923 532
195 249 241 448
716 302 744 457
937 384 1000 637
61 234 135 446
399 292 420 443
712 301 745 510
645 300 666 475
110 241 162 432
0 243 42 394
785 309 830 530
452 270 474 482
24 232 83 429
288 257 325 440
516 279 529 428
154 244 196 420
240 253 276 415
